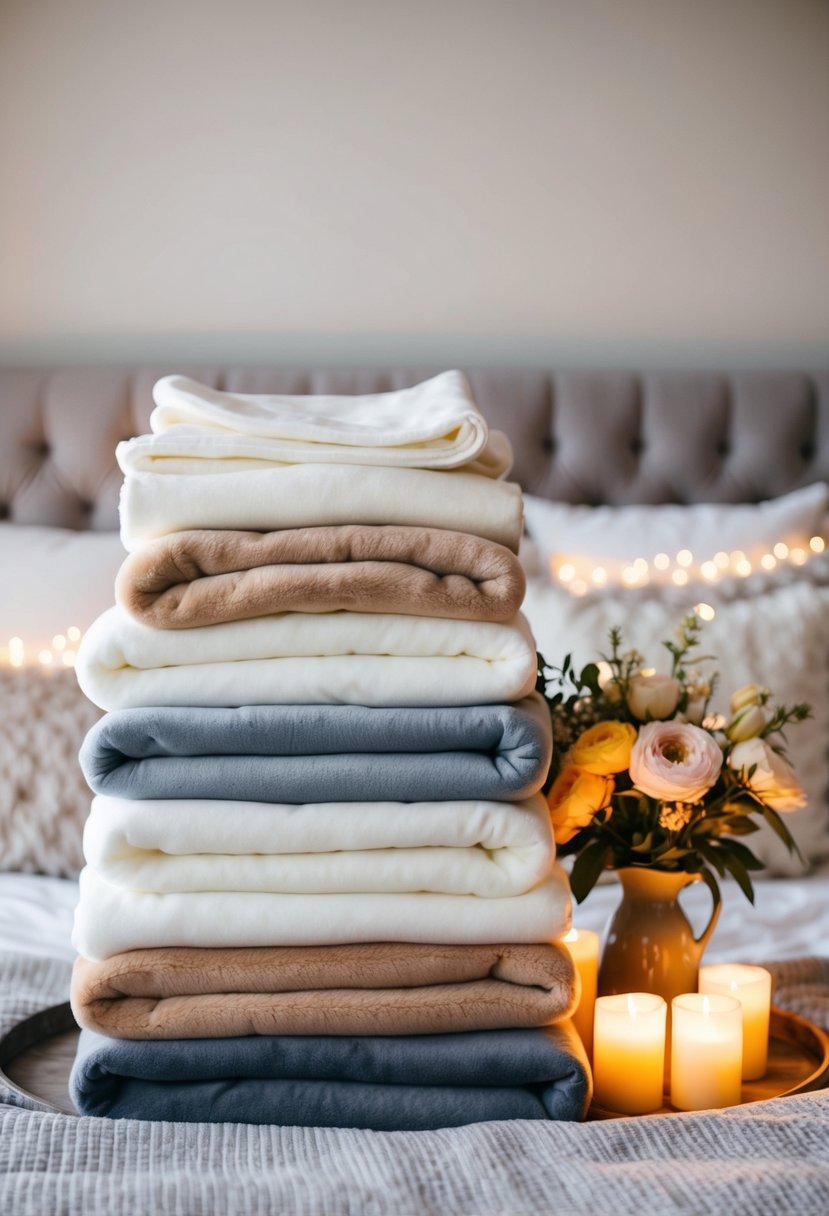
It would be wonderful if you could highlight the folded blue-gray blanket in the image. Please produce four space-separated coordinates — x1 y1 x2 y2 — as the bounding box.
70 1024 591 1128
80 696 552 803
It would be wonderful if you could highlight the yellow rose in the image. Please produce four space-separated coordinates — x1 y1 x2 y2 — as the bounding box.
570 721 637 775
547 764 614 844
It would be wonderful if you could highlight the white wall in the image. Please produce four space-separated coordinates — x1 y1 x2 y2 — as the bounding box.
1 0 828 368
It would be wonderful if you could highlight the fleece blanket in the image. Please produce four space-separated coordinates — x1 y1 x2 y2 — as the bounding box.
75 607 538 711
115 525 526 628
118 464 524 553
70 942 578 1039
73 865 571 960
69 1023 590 1128
119 371 512 478
80 794 555 898
79 696 552 804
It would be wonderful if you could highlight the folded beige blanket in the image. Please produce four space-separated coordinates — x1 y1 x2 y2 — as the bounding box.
71 942 577 1039
115 525 526 629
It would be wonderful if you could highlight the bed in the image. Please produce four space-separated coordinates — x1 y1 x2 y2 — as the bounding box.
2 365 829 1215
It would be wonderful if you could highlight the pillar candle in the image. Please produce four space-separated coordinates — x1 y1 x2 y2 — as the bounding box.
671 993 742 1111
593 993 667 1114
562 928 599 1057
699 964 772 1080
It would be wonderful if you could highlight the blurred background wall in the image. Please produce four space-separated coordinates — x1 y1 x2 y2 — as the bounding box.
1 0 828 368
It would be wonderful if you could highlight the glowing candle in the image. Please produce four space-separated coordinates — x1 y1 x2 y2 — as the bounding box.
562 928 599 1056
671 994 742 1111
699 964 772 1080
593 993 667 1114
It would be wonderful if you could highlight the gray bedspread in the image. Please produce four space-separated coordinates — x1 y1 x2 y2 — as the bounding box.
69 1023 590 1127
2 952 829 1216
79 697 552 803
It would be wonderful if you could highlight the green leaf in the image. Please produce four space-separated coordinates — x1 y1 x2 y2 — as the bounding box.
570 841 612 904
720 852 755 903
761 806 804 864
580 662 602 696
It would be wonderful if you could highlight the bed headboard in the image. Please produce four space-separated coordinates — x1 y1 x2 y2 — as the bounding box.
2 366 829 531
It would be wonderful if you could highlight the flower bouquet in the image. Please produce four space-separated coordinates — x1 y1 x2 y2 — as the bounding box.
537 613 810 910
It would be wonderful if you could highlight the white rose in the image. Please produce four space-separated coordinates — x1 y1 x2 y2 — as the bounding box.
626 673 682 721
730 683 770 714
728 738 806 812
726 704 767 742
629 721 723 803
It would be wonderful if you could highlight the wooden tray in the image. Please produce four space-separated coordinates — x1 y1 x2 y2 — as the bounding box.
589 1006 829 1119
2 1002 827 1121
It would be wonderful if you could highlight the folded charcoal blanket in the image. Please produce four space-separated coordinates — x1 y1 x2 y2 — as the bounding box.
118 464 524 553
70 942 578 1038
80 696 552 803
119 371 512 478
76 607 537 711
69 1023 591 1127
115 525 526 628
80 793 555 898
73 865 571 960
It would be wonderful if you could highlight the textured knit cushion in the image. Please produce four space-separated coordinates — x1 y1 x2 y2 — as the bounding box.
0 669 100 877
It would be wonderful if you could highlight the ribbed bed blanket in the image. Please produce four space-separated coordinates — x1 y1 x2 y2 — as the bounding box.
115 525 525 628
73 864 571 960
79 697 551 803
80 793 555 898
69 1023 591 1128
121 371 512 477
70 942 577 1039
5 953 829 1216
118 464 524 552
75 607 538 711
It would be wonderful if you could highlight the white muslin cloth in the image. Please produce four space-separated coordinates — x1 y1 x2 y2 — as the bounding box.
75 607 538 711
73 867 571 961
81 794 555 899
118 463 524 553
116 371 512 479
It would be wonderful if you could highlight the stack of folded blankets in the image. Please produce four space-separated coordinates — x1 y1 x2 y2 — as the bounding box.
70 371 589 1129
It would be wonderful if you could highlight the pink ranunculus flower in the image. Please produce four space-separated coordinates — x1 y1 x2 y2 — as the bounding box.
728 737 806 812
629 721 723 803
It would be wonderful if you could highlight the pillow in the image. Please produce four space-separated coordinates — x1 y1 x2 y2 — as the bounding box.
523 574 829 875
0 668 100 877
0 526 123 876
523 484 829 588
0 524 124 659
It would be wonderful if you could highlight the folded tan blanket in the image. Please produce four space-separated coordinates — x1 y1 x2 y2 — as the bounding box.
115 525 526 628
71 942 577 1039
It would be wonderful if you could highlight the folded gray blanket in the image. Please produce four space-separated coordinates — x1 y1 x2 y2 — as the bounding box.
79 695 552 803
69 1024 591 1129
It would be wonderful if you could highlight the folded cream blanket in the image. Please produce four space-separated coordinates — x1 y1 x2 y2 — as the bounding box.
71 942 578 1039
73 866 571 960
115 525 525 628
82 794 555 898
118 465 524 553
75 607 537 711
117 371 512 478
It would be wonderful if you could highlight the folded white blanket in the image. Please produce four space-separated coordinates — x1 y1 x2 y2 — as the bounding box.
82 794 555 899
118 464 524 553
120 371 511 479
75 607 538 711
73 866 572 961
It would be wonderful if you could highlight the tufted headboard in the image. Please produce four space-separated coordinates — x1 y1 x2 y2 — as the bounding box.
2 366 829 531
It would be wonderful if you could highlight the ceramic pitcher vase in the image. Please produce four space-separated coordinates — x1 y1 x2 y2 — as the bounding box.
597 867 721 1003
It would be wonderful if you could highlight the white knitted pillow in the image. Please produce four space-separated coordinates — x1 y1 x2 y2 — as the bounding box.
0 668 101 877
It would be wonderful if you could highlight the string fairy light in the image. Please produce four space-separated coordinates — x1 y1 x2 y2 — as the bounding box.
2 627 85 670
550 534 828 596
